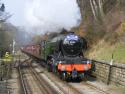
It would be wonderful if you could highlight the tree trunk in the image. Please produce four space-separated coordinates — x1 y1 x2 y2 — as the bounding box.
90 0 97 20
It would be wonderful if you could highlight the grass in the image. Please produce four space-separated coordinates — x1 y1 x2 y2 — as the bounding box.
86 40 125 64
113 44 125 63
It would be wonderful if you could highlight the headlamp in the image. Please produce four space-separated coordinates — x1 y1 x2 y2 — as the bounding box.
87 60 91 64
84 65 89 71
61 65 66 71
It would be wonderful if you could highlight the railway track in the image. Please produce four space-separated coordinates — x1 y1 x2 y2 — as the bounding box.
19 62 64 94
82 81 110 94
29 66 61 94
44 72 83 94
18 66 32 94
68 80 110 94
33 63 85 94
19 59 111 94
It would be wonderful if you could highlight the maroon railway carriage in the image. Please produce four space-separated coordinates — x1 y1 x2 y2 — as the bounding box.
21 44 41 56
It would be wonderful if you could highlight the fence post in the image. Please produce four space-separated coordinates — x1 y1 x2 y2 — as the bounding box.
107 54 114 85
107 64 112 85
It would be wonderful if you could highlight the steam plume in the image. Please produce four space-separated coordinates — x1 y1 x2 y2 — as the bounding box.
25 0 81 34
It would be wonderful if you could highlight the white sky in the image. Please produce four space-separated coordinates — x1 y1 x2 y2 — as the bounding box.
3 0 81 34
4 0 26 26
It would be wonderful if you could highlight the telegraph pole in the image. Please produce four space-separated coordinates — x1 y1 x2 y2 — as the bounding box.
12 39 15 55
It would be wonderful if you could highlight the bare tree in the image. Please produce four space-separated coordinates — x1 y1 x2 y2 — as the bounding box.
0 3 5 12
0 3 11 22
98 0 104 17
0 1 12 56
89 0 105 21
90 0 97 20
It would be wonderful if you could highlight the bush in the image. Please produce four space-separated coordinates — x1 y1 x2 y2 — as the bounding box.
104 31 119 45
85 24 106 47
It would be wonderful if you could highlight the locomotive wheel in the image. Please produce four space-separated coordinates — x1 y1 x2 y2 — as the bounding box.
47 57 55 72
61 72 66 81
47 60 52 72
53 65 58 73
83 72 90 81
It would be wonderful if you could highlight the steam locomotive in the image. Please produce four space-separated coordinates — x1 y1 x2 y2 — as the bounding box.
42 32 92 80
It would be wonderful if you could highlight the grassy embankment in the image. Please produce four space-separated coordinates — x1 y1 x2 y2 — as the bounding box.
86 40 125 64
85 24 125 64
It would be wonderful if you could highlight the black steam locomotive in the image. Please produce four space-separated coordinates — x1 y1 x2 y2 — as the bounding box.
42 32 92 80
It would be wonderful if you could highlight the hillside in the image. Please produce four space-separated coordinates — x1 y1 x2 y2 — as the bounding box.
76 0 125 63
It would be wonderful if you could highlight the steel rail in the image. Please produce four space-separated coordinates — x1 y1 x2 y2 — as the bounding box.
36 63 83 94
29 66 60 94
18 66 29 94
82 82 110 94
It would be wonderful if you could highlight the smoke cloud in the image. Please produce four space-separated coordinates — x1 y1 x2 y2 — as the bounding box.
24 0 81 34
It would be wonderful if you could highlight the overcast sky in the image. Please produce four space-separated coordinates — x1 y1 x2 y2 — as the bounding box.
4 0 26 26
3 0 81 34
